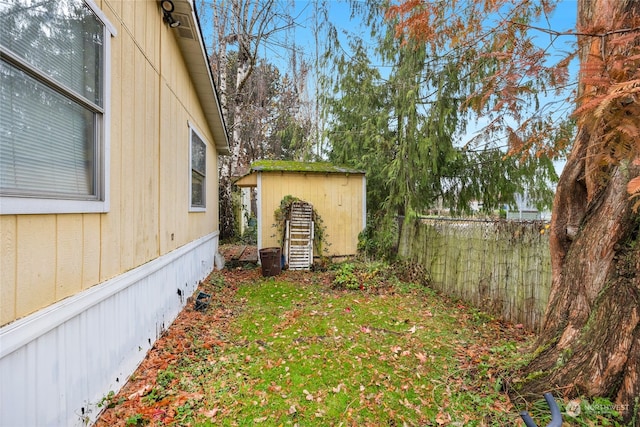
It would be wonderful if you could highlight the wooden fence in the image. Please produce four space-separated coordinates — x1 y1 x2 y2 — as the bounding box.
398 218 552 331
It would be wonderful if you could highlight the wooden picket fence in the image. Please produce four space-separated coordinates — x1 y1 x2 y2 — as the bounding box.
398 217 552 331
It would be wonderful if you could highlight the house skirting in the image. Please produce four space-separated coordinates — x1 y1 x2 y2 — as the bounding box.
0 232 219 427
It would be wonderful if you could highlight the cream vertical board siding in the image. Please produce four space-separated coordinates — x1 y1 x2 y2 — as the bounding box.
258 172 365 256
118 0 137 274
82 214 101 290
159 85 179 254
101 0 124 282
136 50 160 266
146 49 161 258
15 216 57 319
0 216 17 325
159 99 190 251
55 215 84 301
133 44 147 267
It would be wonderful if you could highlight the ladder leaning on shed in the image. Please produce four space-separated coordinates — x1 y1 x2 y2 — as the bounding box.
284 201 314 270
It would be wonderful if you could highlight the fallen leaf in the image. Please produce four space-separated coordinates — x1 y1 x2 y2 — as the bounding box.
201 408 219 418
436 410 451 425
268 383 282 393
415 352 428 363
566 399 582 417
127 384 152 400
151 409 166 420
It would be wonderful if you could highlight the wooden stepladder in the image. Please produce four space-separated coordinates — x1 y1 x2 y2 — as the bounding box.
284 201 314 270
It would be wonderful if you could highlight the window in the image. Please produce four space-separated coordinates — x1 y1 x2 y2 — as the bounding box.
0 0 115 214
190 127 206 210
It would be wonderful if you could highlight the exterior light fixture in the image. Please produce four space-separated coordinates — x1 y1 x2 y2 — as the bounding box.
160 0 181 28
161 0 174 13
167 17 182 28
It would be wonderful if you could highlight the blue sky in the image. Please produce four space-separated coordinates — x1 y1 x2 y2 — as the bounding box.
200 1 579 82
284 0 578 68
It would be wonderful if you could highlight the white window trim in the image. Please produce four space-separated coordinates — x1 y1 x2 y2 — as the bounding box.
189 123 207 212
0 0 116 215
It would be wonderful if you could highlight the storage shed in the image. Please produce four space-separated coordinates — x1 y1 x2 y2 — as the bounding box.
235 160 366 260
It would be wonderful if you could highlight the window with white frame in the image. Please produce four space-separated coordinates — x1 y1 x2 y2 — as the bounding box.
0 0 114 214
190 128 206 210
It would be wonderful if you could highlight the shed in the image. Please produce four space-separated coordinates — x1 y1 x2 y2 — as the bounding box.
235 160 366 259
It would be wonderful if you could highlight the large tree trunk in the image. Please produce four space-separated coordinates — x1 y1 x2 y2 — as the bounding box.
514 0 640 419
516 128 640 415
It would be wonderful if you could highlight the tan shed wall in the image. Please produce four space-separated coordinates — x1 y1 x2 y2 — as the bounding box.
0 0 220 326
259 172 365 257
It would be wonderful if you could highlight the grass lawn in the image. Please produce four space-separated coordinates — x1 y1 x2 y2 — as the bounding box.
95 263 627 426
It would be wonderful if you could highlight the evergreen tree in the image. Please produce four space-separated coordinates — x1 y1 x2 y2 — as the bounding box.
321 0 557 257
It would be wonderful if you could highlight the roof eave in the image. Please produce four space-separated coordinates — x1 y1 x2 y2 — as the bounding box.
165 0 230 155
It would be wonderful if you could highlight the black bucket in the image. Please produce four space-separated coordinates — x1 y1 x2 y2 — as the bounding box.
259 247 282 277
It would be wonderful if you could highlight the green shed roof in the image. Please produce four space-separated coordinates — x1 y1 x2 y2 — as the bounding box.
250 160 365 174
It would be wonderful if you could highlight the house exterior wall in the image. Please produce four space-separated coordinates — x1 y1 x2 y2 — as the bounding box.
0 1 223 425
1 0 219 326
258 172 366 257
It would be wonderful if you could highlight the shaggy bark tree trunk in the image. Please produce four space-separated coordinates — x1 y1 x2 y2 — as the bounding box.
514 0 640 419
